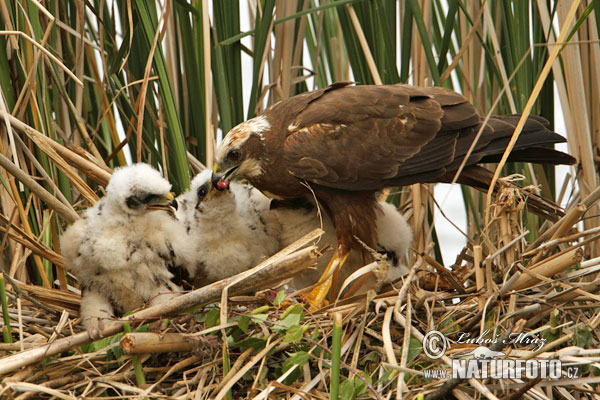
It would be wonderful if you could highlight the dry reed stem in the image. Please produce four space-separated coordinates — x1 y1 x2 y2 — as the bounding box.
0 110 110 187
0 243 318 375
512 247 583 290
0 31 83 87
346 4 382 85
0 153 79 224
120 332 193 354
474 245 484 312
0 214 65 267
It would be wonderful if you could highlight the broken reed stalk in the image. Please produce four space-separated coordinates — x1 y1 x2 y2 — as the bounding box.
122 322 147 386
529 203 586 265
512 247 583 290
120 332 193 354
0 233 320 375
528 184 600 251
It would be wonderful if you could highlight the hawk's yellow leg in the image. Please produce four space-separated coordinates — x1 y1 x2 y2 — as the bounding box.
305 246 349 312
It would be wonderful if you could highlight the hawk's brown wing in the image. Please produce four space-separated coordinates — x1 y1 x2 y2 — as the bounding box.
282 84 574 190
282 84 480 190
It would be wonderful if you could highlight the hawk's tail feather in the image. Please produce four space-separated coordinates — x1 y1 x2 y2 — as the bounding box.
449 114 576 169
479 147 576 165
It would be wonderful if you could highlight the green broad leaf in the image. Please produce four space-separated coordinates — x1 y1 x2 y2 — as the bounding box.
205 309 220 329
94 333 125 362
258 365 269 382
273 290 286 306
275 313 302 332
283 366 303 385
283 351 310 369
339 378 355 400
355 372 372 396
337 374 372 399
82 336 112 354
281 351 308 385
362 351 380 363
250 313 269 323
283 324 308 343
574 326 593 349
378 368 398 385
194 312 206 323
226 334 236 346
310 327 319 341
407 337 423 362
236 337 267 351
542 328 561 345
438 317 458 333
238 315 250 333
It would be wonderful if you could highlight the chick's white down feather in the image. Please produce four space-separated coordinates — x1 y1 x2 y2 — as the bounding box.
61 164 193 334
175 170 280 286
272 199 412 291
177 169 411 292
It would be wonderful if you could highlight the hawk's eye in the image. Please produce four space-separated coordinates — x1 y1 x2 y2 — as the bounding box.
227 149 241 162
197 185 208 200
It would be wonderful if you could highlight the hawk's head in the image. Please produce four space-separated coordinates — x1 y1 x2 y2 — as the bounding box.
213 115 270 189
106 163 176 216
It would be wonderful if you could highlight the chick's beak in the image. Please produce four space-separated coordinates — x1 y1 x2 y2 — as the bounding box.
202 184 229 203
211 171 230 191
146 192 177 217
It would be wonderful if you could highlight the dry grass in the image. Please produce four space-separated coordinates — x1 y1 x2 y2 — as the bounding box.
1 182 600 399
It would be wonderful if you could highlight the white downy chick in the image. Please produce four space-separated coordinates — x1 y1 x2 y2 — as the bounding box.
61 163 192 337
175 170 280 286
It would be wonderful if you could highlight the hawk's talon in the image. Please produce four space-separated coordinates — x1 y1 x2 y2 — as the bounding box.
303 246 349 312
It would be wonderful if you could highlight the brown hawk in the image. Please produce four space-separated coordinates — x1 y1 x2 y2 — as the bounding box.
212 82 575 309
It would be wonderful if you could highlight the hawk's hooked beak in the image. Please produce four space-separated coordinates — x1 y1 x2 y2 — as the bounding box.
211 170 232 192
146 192 177 217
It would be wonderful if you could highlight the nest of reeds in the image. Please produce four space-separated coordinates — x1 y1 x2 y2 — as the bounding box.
3 0 600 397
1 179 600 400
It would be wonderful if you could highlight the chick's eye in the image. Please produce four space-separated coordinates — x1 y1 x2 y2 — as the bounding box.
126 196 143 209
227 149 241 162
197 186 208 199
